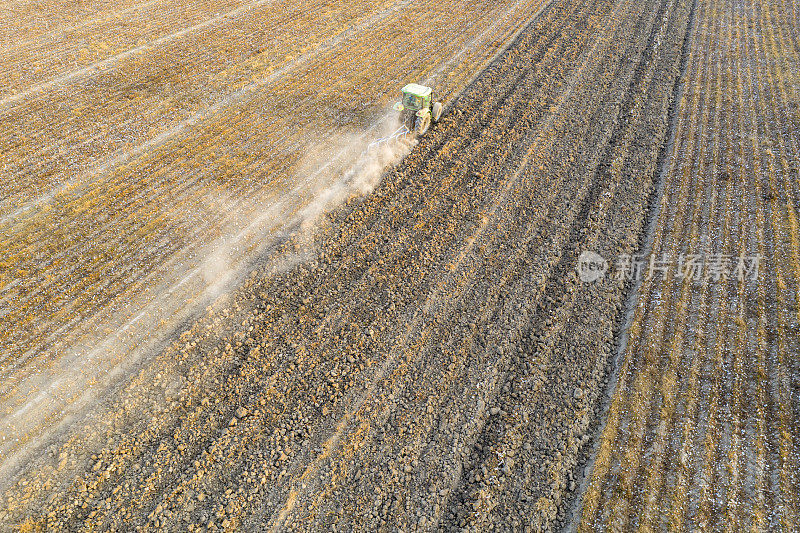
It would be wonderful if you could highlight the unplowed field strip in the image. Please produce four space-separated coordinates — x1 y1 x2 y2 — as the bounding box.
578 0 799 530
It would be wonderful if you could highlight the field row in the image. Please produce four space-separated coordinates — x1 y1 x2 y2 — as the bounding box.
579 0 799 529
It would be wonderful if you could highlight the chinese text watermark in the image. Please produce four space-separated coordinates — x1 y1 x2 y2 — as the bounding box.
577 251 762 283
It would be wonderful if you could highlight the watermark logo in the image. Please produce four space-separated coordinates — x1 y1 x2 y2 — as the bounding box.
577 251 763 283
577 251 609 283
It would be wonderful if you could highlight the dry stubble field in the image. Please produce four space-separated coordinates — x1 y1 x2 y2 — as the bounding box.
579 0 799 530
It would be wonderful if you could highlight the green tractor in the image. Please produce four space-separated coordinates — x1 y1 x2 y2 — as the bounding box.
392 83 443 135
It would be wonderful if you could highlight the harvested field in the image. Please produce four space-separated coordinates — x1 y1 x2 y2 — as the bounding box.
578 0 800 530
2 0 796 531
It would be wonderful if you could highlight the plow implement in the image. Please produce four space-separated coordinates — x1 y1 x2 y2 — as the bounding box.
367 124 412 151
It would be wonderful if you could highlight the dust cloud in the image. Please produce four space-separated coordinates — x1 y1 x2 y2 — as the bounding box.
0 109 415 488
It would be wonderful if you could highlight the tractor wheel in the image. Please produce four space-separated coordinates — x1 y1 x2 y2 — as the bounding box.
415 113 431 135
432 102 443 122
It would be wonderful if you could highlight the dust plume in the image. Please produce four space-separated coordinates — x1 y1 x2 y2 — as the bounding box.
0 109 415 488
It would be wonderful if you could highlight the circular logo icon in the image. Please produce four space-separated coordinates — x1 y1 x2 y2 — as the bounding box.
577 251 608 283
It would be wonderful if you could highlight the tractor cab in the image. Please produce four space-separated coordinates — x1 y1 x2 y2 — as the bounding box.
399 83 431 111
392 83 443 135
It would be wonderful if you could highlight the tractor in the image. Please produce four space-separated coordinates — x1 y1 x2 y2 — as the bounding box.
392 83 443 135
